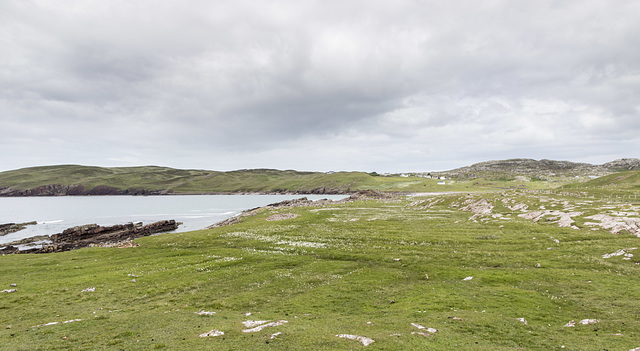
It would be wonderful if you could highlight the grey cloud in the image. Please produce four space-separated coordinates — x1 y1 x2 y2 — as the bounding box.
1 0 639 172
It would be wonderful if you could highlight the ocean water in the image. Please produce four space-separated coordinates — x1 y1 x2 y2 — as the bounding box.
0 194 347 245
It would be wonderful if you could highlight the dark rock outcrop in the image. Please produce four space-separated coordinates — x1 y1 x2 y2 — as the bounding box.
0 221 37 236
0 245 19 255
4 220 179 254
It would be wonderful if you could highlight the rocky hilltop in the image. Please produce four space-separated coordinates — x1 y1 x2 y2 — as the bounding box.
602 158 640 170
443 158 640 179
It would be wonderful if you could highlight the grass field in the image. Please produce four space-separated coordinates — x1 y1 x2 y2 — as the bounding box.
2 190 640 350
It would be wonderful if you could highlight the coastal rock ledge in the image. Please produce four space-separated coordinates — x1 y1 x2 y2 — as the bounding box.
0 220 179 254
0 184 169 197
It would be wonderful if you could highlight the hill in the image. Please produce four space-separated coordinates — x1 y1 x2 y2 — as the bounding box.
0 165 373 196
442 158 640 180
1 158 638 196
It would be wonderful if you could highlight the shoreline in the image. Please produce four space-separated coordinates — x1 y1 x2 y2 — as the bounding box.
0 190 356 197
0 193 353 248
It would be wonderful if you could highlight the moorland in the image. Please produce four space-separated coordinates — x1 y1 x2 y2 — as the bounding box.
1 158 640 350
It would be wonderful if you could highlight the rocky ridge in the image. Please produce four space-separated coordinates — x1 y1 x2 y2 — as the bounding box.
443 158 640 178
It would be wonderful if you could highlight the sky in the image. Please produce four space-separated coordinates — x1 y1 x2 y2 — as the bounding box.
1 0 639 173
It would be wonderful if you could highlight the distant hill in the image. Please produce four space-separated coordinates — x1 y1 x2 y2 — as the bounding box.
0 165 372 196
442 158 640 179
1 158 638 196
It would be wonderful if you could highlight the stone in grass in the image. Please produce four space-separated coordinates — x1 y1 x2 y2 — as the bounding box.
195 310 216 316
579 319 599 325
1 289 17 293
414 332 433 337
10 284 17 287
199 329 224 337
243 320 288 333
242 320 271 328
81 287 95 292
336 334 375 346
411 323 438 334
516 318 528 325
564 319 599 327
463 276 473 281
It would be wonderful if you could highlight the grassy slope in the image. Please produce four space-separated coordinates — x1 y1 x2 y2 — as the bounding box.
562 171 640 198
2 193 640 350
0 165 216 192
0 165 558 194
565 171 640 189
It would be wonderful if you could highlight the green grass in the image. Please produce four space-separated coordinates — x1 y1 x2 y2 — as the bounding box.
2 192 640 349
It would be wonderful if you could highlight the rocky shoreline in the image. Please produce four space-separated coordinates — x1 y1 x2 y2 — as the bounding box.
0 184 171 197
0 185 352 197
1 190 390 254
0 220 180 254
0 221 37 236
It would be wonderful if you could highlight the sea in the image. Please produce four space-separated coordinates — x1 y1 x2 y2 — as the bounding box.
0 194 348 246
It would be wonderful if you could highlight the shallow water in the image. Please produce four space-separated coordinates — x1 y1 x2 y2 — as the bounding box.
0 194 347 245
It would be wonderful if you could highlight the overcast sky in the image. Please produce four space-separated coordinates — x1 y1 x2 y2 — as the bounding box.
1 0 639 173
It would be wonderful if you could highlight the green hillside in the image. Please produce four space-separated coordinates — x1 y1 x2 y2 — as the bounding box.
0 165 557 196
571 171 640 189
561 171 640 199
0 165 214 191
